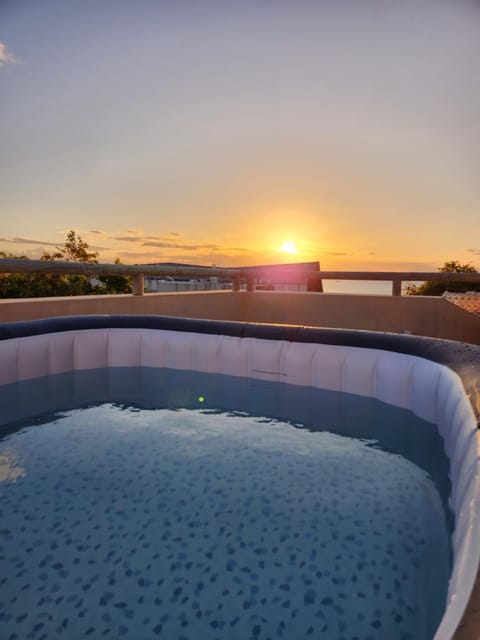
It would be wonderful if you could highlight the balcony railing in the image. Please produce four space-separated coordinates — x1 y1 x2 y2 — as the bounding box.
1 258 480 296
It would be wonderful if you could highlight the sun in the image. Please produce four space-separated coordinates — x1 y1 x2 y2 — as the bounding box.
278 240 298 255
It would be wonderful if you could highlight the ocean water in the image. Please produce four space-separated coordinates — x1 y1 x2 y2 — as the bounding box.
322 281 421 295
0 369 452 640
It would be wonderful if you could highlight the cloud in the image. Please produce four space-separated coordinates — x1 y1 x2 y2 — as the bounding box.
114 236 144 243
325 251 348 257
221 246 255 256
0 236 108 253
96 230 221 252
114 245 257 266
0 41 18 67
0 236 60 247
116 251 164 261
143 240 220 251
103 232 187 244
122 229 148 238
77 229 232 259
1 228 255 267
466 248 480 256
89 229 111 237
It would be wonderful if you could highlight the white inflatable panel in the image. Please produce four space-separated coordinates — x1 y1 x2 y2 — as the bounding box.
48 331 75 375
374 351 414 409
410 358 444 425
164 330 194 370
72 330 109 370
248 337 285 381
108 329 142 367
191 334 221 374
310 345 347 392
17 334 51 381
139 330 167 368
282 342 315 387
218 336 250 378
342 347 378 397
0 339 17 385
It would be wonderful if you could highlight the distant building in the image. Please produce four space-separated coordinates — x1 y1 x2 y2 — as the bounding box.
238 262 322 292
140 261 321 293
142 262 231 293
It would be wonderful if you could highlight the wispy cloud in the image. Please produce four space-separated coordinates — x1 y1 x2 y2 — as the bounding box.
89 229 110 237
115 245 257 266
0 236 60 247
113 236 144 243
466 248 480 256
0 236 108 252
143 240 220 251
1 229 269 267
90 230 188 244
87 230 247 255
0 41 18 67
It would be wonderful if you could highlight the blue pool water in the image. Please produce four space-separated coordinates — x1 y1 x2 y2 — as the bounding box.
0 369 452 640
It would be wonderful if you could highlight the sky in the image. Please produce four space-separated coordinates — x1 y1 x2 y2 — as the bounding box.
1 0 479 271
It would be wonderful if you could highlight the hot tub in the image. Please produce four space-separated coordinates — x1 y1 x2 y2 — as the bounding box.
0 315 478 640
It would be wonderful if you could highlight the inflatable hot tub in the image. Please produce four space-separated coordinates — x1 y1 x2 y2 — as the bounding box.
0 315 478 640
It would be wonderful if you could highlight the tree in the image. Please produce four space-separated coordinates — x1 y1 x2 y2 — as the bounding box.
405 260 479 296
30 230 99 296
41 230 99 264
0 251 38 298
98 258 132 294
0 231 132 298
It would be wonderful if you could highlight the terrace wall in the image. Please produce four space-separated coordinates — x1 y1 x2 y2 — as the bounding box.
0 291 479 344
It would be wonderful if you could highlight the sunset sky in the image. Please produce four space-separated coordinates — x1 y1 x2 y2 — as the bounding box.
1 0 479 271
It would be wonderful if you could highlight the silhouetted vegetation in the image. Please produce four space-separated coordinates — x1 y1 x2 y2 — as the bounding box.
0 231 132 298
405 260 479 296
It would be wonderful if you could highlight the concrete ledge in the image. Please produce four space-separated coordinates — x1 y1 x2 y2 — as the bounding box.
0 291 479 345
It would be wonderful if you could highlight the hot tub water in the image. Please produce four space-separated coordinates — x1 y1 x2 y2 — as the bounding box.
0 369 451 640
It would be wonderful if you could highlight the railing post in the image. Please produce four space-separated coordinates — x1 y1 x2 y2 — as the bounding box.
232 276 241 292
392 279 402 296
246 276 255 292
132 273 145 296
307 275 323 292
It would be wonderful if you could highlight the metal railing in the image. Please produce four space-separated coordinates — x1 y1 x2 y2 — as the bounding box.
1 258 480 296
305 270 480 296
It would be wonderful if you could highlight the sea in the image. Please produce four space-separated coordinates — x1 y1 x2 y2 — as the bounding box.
273 280 423 295
321 280 422 295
